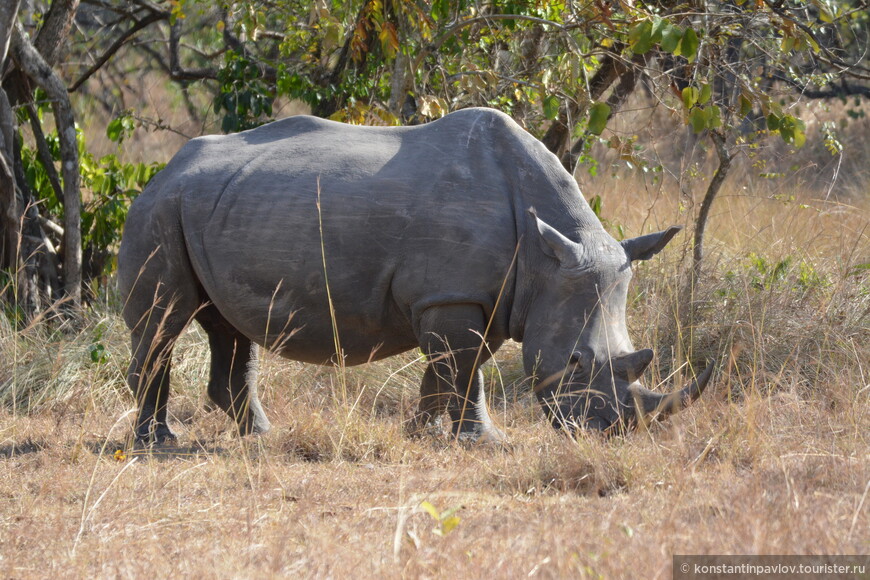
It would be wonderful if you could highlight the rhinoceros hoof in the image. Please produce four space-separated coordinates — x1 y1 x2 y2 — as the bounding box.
134 424 178 448
238 418 272 437
455 426 508 447
405 415 446 438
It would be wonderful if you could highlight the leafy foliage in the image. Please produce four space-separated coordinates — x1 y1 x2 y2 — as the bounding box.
19 114 163 291
215 50 275 132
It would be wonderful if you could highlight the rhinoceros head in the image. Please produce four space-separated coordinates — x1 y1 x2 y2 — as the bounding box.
521 209 714 434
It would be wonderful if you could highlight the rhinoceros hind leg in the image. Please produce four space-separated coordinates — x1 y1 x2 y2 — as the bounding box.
196 305 271 436
410 304 504 443
127 305 191 446
123 234 201 445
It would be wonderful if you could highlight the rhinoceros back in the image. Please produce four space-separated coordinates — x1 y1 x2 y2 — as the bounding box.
123 109 579 364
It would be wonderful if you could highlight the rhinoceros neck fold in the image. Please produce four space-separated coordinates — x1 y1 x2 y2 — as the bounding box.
504 150 609 343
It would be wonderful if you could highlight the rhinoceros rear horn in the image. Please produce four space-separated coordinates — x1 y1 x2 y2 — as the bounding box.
627 359 716 421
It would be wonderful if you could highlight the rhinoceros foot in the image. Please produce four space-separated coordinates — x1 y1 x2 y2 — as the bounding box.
133 423 177 448
456 425 507 446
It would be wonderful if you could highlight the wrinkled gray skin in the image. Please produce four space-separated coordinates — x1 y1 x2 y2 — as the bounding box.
118 107 712 445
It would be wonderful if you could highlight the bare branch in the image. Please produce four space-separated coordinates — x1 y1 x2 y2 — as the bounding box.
24 101 63 206
0 0 21 68
69 9 167 92
168 20 218 81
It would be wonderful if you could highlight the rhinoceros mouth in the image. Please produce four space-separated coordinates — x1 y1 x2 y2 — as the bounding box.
536 357 716 433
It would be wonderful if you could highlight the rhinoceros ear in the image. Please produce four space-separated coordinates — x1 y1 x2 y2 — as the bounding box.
611 349 654 382
528 208 582 267
621 226 682 262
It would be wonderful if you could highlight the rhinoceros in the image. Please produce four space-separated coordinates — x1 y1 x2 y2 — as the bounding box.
118 107 713 444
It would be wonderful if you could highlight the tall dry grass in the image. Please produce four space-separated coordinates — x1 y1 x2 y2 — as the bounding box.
1 168 867 577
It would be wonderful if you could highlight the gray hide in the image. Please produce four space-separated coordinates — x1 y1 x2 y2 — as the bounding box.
118 107 713 444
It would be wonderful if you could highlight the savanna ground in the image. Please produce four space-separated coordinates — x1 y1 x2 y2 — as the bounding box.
1 89 869 578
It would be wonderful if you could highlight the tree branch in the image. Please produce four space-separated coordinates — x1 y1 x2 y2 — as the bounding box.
772 72 870 99
34 0 80 67
24 101 63 207
0 86 19 273
69 9 167 92
541 48 628 165
0 0 21 67
168 20 218 81
562 56 643 171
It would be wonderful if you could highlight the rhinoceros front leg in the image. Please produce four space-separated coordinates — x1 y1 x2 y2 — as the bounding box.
410 304 505 443
196 305 271 437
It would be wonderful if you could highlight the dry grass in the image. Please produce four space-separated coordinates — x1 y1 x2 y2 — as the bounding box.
2 126 869 577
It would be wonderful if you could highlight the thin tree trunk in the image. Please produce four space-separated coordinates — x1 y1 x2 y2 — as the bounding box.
11 22 81 308
692 130 732 280
0 0 22 285
12 131 61 309
0 88 18 279
25 102 64 207
0 0 20 64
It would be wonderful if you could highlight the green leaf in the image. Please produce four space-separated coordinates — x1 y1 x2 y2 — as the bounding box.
89 343 108 364
707 105 722 128
739 94 753 117
106 118 123 142
679 27 700 62
629 20 653 54
778 114 806 147
689 107 707 133
106 115 134 144
543 94 560 120
698 84 712 105
650 17 667 43
587 101 611 135
766 113 781 131
661 24 683 53
682 86 699 110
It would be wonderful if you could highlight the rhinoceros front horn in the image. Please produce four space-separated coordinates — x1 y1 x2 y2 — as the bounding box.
627 359 716 421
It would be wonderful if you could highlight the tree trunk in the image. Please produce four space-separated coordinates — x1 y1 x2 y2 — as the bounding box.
561 54 643 171
11 22 81 308
540 50 628 168
0 88 19 284
692 131 732 280
33 0 79 67
0 0 22 292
